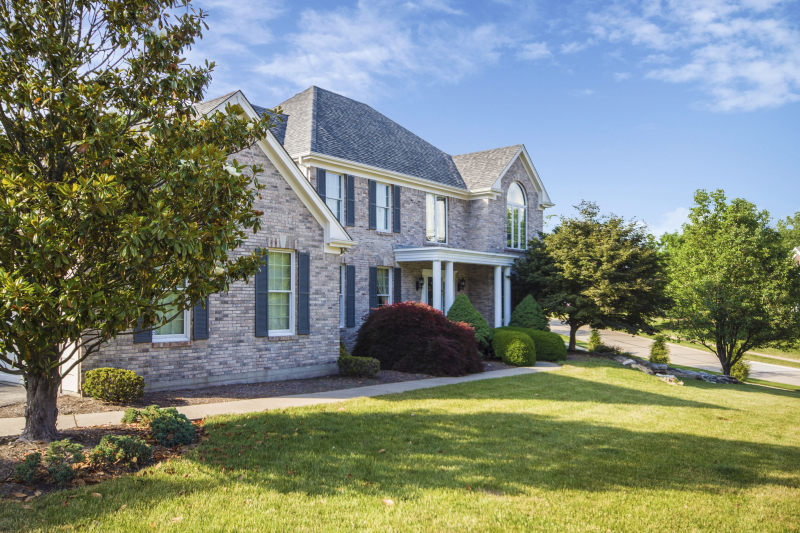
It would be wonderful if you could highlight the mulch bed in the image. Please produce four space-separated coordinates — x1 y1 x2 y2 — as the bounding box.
0 362 512 419
0 421 205 502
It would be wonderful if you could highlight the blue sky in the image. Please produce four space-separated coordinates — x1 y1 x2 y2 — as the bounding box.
187 0 800 235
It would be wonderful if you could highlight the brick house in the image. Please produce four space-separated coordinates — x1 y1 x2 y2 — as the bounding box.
64 86 552 392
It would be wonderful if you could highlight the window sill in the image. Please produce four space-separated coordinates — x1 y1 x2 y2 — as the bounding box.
267 333 301 341
151 340 192 348
422 241 449 247
373 229 394 235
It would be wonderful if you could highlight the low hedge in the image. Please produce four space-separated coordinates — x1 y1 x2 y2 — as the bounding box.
501 327 567 361
83 367 145 404
492 329 536 366
338 354 380 377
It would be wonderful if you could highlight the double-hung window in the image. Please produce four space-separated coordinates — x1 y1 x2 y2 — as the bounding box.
425 193 447 243
325 172 344 222
506 182 527 249
376 267 391 306
154 289 190 342
375 183 391 232
268 250 295 335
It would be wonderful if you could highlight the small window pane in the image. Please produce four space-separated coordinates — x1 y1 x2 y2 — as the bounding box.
507 209 513 247
268 252 291 291
436 197 447 242
508 183 525 206
425 194 436 241
268 293 290 330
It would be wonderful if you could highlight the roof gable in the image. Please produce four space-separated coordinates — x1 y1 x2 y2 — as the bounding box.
452 145 523 191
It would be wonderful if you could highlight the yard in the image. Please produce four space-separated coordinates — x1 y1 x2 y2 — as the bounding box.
2 361 799 532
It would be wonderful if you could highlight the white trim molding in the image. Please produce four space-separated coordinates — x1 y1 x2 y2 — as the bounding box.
197 90 356 254
394 246 517 267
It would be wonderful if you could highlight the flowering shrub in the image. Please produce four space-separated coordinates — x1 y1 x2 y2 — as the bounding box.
353 302 483 376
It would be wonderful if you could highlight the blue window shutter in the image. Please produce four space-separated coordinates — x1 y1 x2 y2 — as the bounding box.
392 185 401 233
369 266 378 310
393 268 401 304
192 297 209 340
255 253 269 337
316 168 326 202
297 252 310 335
133 317 152 343
346 265 356 327
345 174 355 227
368 179 376 230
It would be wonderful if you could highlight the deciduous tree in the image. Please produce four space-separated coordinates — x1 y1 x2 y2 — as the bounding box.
0 0 274 440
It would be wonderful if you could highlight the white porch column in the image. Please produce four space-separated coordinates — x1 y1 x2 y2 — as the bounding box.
444 261 455 313
503 266 512 326
493 266 502 327
432 260 442 312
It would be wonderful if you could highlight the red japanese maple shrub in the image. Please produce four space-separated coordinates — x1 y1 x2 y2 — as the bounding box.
352 301 483 376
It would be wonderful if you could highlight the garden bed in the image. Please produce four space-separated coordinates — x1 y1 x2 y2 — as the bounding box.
0 421 204 501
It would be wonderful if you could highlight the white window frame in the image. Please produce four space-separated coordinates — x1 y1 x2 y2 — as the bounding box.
425 193 448 243
153 294 191 343
268 249 296 336
507 183 527 250
376 267 392 307
339 265 346 328
325 171 344 222
375 182 392 232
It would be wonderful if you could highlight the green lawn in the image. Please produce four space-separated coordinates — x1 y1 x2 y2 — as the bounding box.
3 361 800 532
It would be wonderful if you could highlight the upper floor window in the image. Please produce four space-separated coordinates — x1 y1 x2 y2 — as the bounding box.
375 183 391 232
154 289 190 342
425 193 447 243
507 182 527 249
325 172 344 221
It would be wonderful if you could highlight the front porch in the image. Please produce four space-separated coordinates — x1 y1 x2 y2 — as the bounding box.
394 246 518 327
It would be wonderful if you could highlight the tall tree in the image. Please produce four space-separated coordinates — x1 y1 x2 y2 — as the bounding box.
777 212 800 255
0 0 274 440
513 201 667 350
666 190 800 375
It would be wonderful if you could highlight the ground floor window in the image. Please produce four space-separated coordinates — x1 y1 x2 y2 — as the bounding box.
376 267 391 306
154 290 190 342
269 250 295 335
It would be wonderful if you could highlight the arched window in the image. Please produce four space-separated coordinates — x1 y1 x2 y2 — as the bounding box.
507 182 527 249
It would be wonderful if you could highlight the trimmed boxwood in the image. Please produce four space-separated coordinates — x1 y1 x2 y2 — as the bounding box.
353 301 483 376
492 329 536 366
508 295 549 331
502 327 567 361
338 354 380 377
446 293 493 358
83 367 145 404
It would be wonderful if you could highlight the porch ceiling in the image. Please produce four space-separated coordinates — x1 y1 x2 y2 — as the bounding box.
393 246 517 266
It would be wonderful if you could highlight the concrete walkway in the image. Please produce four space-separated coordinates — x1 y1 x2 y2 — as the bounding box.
549 320 800 387
0 364 559 437
0 382 26 408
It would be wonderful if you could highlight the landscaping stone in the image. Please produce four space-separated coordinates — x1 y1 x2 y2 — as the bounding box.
612 354 739 384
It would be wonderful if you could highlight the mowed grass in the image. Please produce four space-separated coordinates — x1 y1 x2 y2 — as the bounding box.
2 361 800 532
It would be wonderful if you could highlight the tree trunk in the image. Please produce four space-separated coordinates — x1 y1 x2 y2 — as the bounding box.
568 323 579 352
20 367 60 442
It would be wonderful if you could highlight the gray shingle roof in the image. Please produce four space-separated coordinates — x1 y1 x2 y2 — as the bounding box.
275 86 466 189
452 145 523 190
197 87 531 193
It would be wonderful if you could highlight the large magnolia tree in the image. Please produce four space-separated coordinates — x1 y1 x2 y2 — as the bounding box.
666 190 800 375
0 0 274 440
513 201 668 350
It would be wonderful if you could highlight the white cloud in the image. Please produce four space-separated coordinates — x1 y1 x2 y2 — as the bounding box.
518 41 551 60
253 1 516 100
570 88 595 97
649 207 690 236
585 0 800 111
614 72 632 81
560 41 590 54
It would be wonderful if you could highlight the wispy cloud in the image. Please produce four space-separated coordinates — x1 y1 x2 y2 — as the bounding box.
614 72 632 81
518 41 551 60
649 207 690 236
585 0 800 111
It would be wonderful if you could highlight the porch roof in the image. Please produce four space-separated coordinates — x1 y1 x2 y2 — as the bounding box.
393 246 517 267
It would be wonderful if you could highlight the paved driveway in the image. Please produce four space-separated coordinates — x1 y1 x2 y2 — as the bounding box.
0 382 26 407
549 320 800 387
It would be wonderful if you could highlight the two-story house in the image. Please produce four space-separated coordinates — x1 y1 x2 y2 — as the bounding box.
66 86 552 392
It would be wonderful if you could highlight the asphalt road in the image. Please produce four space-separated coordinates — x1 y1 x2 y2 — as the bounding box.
549 321 800 387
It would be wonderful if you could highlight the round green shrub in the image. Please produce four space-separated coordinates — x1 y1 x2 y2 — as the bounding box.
492 329 536 366
508 295 549 331
121 404 166 425
149 409 195 447
14 452 42 484
446 293 493 357
588 329 603 352
83 367 145 404
90 435 153 468
45 439 85 486
730 360 751 381
502 327 566 361
649 334 670 364
338 354 380 377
